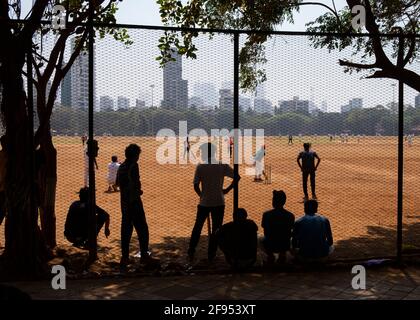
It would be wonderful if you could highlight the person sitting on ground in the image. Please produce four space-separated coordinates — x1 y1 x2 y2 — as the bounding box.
217 208 258 270
64 187 110 247
261 190 295 264
291 199 334 263
107 155 120 192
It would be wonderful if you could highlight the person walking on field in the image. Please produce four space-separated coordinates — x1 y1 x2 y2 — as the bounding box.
188 142 240 263
297 143 321 202
116 144 158 269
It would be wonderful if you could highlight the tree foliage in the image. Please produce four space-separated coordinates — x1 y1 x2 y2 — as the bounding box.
157 0 419 92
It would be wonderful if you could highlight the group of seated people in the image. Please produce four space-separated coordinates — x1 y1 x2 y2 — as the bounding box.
64 187 333 270
217 190 334 270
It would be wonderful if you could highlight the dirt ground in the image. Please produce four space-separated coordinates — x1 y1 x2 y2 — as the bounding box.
1 136 419 269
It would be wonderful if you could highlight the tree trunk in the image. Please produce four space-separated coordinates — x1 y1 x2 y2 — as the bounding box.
0 40 48 279
38 130 57 249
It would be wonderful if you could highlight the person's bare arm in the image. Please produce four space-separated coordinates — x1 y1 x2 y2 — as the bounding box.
223 174 241 194
194 183 201 197
104 216 110 238
297 155 302 171
315 154 321 171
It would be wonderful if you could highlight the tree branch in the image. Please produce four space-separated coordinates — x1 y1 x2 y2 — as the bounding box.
299 2 342 29
338 59 376 69
20 0 50 41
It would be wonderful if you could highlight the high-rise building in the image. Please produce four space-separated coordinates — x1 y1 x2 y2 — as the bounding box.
239 96 251 111
189 96 205 108
135 99 146 109
61 40 96 109
254 98 273 114
193 82 218 107
99 96 114 111
278 96 309 114
415 94 420 108
341 98 363 113
117 96 130 110
61 70 72 107
219 89 233 110
162 50 188 108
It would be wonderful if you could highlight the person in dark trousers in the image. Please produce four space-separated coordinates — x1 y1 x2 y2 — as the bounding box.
297 142 321 201
261 190 295 264
64 187 110 247
291 200 334 262
217 208 258 270
116 144 158 268
188 142 240 263
288 134 293 145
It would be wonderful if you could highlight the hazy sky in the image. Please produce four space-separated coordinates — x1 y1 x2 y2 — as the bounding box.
21 1 419 112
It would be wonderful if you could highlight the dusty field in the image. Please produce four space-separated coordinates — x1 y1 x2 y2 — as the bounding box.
1 136 420 264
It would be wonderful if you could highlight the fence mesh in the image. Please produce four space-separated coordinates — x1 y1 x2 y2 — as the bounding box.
0 25 419 267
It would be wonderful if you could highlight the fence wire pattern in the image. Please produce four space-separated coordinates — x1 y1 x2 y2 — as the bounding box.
1 24 419 267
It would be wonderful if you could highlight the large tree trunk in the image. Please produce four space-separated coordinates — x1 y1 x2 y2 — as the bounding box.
38 130 57 249
0 39 48 279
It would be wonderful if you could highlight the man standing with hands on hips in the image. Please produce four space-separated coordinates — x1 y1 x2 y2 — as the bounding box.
297 143 321 202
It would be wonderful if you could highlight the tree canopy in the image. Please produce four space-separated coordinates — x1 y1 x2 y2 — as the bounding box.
157 0 419 92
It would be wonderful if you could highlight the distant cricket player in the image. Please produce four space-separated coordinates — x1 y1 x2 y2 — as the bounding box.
107 155 120 192
253 145 265 182
288 134 293 145
297 143 321 202
408 134 413 147
183 136 191 160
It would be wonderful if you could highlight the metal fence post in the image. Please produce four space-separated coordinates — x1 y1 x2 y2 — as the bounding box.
88 2 97 262
233 32 239 213
396 33 404 263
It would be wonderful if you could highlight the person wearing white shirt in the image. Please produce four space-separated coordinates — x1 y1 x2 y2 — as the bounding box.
107 155 120 192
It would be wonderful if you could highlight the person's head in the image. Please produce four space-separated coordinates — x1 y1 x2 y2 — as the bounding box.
200 142 216 162
303 142 311 151
233 208 248 222
272 190 286 209
78 187 89 203
125 144 141 162
304 199 318 215
111 155 118 163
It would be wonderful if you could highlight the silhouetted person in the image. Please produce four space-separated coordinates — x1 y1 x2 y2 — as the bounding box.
291 200 334 262
217 208 258 270
261 190 295 264
64 187 110 247
297 142 320 201
188 142 240 262
288 134 293 145
116 144 158 268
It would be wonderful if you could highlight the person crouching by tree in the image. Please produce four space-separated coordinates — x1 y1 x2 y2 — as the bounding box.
64 187 110 248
